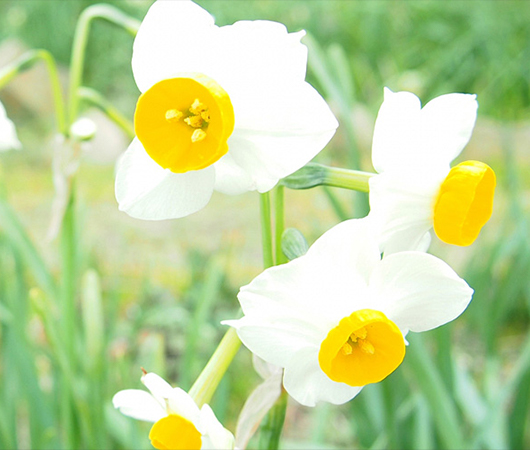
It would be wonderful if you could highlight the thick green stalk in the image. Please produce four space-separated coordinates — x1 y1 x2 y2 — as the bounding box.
324 166 373 192
68 4 140 126
0 49 66 134
259 390 288 450
282 163 373 193
260 192 274 269
274 185 286 265
188 327 241 408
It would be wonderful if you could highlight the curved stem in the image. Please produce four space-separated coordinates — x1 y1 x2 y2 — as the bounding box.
0 49 67 134
77 86 134 139
68 4 140 126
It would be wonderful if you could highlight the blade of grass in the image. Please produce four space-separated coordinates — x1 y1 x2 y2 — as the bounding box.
0 199 57 297
405 334 466 449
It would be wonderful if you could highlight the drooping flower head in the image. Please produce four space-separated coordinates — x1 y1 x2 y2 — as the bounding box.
116 0 338 220
0 100 22 151
113 371 234 449
225 218 473 406
369 88 495 254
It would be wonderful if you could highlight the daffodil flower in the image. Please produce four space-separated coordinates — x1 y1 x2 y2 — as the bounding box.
113 371 234 449
369 88 495 254
115 0 338 220
0 100 22 151
225 218 473 406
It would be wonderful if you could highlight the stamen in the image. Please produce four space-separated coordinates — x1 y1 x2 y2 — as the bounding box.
184 116 204 128
352 327 367 341
191 129 207 143
165 109 183 122
341 342 353 355
189 99 207 115
358 339 375 355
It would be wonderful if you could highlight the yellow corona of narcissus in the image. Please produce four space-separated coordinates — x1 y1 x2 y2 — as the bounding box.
225 218 473 406
115 0 338 220
113 371 234 450
0 100 22 151
368 88 496 254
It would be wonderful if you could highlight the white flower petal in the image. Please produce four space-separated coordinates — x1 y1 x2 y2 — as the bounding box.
370 252 473 332
213 152 254 195
226 316 324 369
368 172 442 254
371 88 422 173
282 347 363 407
115 138 215 220
142 372 174 402
0 101 22 151
132 0 216 92
305 218 380 283
371 89 478 174
112 389 166 423
208 21 307 102
226 82 338 193
419 93 478 165
199 404 235 450
165 387 201 425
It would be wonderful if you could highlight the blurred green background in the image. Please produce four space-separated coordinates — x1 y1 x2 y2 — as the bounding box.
0 1 529 449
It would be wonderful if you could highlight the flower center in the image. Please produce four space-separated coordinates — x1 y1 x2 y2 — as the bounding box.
433 160 496 246
135 74 235 173
149 414 202 450
318 309 405 386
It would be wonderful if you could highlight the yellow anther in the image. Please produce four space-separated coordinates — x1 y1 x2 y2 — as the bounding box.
184 115 204 128
358 339 375 355
191 129 207 143
165 109 183 122
352 327 367 341
201 111 211 123
341 342 353 356
189 98 207 115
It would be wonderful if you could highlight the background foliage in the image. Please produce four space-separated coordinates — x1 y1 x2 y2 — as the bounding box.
0 1 529 449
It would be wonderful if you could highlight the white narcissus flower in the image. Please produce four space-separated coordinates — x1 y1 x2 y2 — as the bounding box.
225 218 473 407
113 372 234 450
116 0 338 220
368 88 496 254
0 100 22 151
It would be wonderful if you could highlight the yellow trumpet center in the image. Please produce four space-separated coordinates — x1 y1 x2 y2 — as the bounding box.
149 414 202 450
433 160 496 246
318 309 405 386
135 74 235 173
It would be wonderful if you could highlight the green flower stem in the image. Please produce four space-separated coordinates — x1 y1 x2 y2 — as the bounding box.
259 389 288 450
281 162 374 193
274 185 286 265
0 49 66 134
188 327 241 408
77 86 135 139
68 4 140 126
260 192 274 269
324 166 373 192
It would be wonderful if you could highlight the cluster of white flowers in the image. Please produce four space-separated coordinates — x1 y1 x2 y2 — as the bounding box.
109 1 495 449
